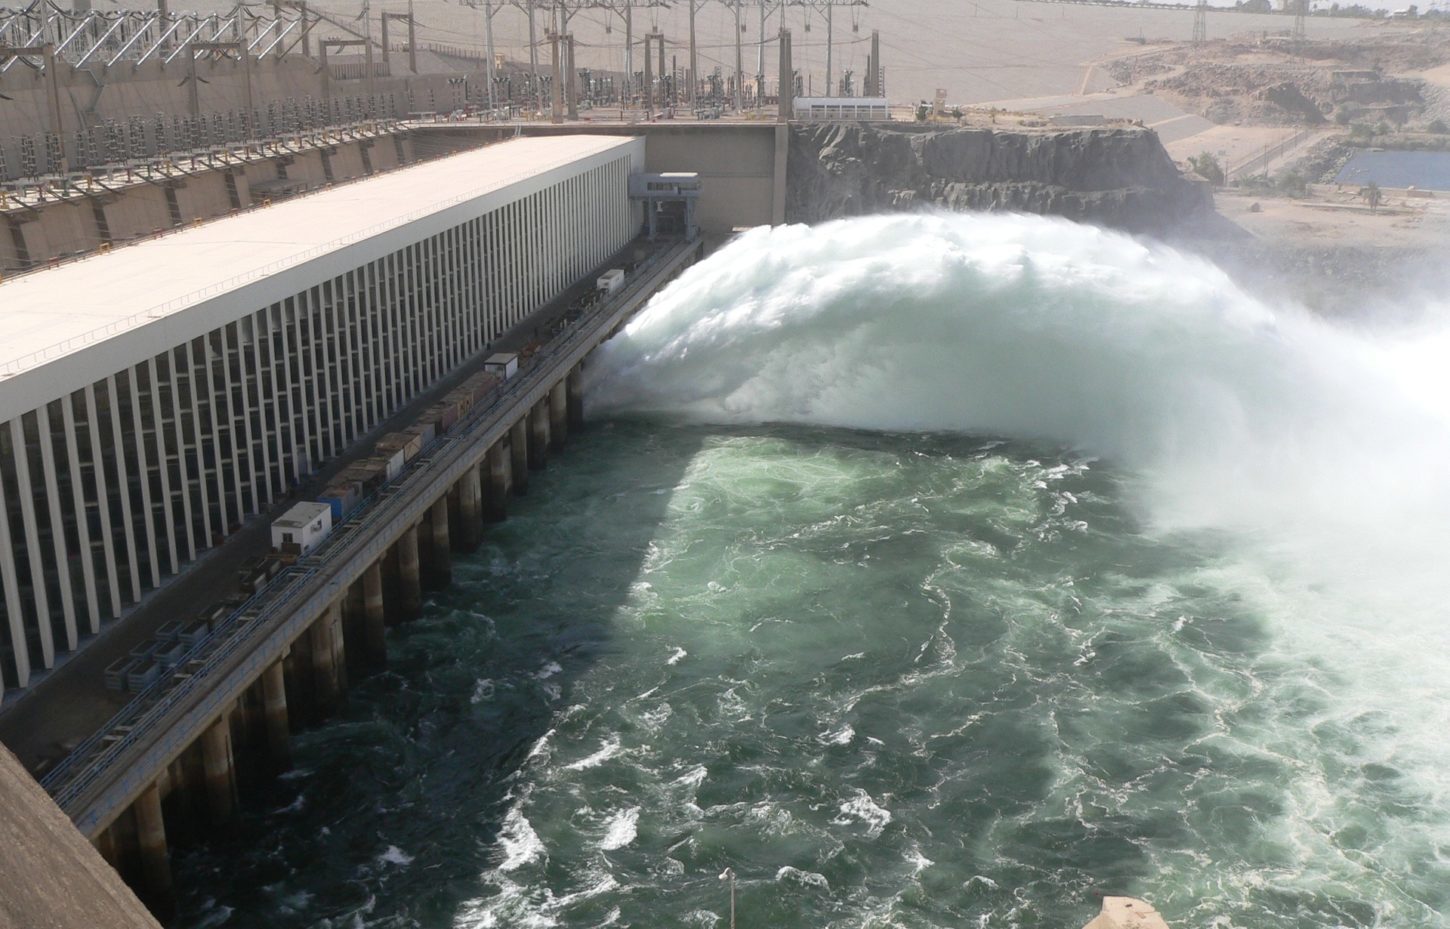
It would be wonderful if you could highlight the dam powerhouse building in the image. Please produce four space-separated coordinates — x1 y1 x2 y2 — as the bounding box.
0 134 639 692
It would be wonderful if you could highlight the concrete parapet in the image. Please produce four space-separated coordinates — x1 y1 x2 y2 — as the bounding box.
1083 897 1171 929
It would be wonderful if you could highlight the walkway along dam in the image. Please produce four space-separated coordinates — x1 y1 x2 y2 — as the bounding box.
0 132 702 918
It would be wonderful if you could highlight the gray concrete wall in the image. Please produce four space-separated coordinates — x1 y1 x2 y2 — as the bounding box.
1 133 417 272
412 123 784 235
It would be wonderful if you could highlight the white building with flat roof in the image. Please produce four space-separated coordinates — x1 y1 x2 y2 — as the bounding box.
0 134 644 695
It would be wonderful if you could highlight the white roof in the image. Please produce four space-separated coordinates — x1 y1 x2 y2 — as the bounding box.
274 501 333 528
0 134 640 421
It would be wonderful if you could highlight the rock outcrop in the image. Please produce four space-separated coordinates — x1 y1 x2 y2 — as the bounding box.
787 123 1212 234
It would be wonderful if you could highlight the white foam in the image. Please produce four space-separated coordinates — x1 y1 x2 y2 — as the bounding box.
667 646 688 665
776 866 831 890
834 789 893 838
564 736 622 771
497 805 546 872
599 807 640 850
377 845 413 867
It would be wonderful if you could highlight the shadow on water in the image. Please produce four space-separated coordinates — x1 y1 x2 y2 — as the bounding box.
171 419 706 928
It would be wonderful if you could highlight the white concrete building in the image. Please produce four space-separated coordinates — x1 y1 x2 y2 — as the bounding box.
0 134 644 695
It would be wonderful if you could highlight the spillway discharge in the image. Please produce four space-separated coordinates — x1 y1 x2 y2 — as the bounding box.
588 212 1450 924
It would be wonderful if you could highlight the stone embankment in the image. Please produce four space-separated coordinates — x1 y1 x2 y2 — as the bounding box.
787 124 1211 234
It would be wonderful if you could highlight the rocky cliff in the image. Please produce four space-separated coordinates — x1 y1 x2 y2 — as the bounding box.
787 123 1211 234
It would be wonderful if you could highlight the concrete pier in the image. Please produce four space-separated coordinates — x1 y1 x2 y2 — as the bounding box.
567 365 585 431
397 523 422 620
486 442 511 520
261 661 290 772
133 783 173 920
362 562 388 667
510 418 530 491
458 467 483 550
309 604 343 715
549 380 569 447
199 719 235 825
528 401 551 470
428 498 452 588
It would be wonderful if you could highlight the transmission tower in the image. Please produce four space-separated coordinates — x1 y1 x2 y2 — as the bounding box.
1192 0 1207 44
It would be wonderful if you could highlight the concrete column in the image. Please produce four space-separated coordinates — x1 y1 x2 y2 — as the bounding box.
363 561 387 667
397 524 422 619
528 401 550 470
509 419 529 493
486 445 510 520
778 29 794 122
261 660 291 771
567 365 585 431
200 718 236 824
428 497 452 587
549 380 569 448
309 603 341 715
458 466 483 550
133 782 174 919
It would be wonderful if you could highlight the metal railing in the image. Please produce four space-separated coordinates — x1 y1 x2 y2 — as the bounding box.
42 239 699 833
1227 127 1318 181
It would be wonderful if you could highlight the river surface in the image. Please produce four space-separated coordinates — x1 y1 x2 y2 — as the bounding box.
1335 149 1450 191
176 215 1450 928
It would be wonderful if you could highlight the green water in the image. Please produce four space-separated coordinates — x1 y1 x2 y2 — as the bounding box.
174 419 1450 929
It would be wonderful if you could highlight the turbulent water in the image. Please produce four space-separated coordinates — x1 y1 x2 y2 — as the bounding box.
177 214 1450 929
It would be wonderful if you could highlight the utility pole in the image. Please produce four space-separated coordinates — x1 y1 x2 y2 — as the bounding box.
363 0 375 113
778 27 792 122
483 0 497 112
757 0 766 111
867 28 880 96
1192 0 1207 45
1292 0 1307 43
733 0 744 111
567 32 578 119
825 1 833 96
549 30 563 122
688 0 698 107
407 0 417 74
622 0 633 107
528 0 543 114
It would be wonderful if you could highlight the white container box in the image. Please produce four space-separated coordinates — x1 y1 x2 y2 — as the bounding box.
271 501 334 556
484 352 519 380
